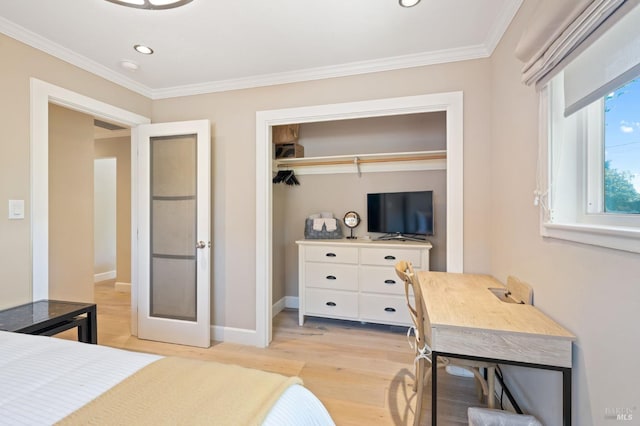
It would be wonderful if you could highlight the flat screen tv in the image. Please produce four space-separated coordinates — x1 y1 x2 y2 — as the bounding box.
367 191 433 241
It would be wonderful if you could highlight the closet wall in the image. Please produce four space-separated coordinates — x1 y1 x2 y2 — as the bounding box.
272 112 447 303
300 112 445 156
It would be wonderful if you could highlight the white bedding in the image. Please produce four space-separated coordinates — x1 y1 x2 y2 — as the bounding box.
0 331 334 425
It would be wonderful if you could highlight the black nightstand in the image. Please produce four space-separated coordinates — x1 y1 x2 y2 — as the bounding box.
0 300 97 344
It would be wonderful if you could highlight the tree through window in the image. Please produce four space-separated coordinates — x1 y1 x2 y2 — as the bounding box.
604 78 640 214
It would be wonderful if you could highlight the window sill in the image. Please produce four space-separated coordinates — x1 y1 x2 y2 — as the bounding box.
542 222 640 254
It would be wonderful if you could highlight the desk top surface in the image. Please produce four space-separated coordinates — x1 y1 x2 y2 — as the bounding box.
417 271 575 341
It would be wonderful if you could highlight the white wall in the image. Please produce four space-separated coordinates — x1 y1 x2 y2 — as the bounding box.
94 157 117 278
490 1 640 425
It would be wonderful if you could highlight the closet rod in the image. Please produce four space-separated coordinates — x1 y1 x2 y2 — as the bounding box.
276 153 446 168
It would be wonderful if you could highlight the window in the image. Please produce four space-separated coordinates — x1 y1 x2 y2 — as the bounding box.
603 79 640 214
537 3 640 253
542 73 640 253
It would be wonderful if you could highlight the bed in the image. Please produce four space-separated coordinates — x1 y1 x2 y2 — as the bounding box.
0 330 334 425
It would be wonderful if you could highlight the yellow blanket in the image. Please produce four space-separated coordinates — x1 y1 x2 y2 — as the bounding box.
57 357 303 426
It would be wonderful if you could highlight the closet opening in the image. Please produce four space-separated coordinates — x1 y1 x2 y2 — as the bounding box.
256 92 464 348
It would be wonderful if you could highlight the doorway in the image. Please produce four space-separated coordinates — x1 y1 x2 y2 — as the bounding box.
30 78 150 335
47 103 133 337
32 80 212 346
94 123 134 294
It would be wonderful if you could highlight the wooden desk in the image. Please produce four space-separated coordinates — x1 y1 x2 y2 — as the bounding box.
417 272 575 426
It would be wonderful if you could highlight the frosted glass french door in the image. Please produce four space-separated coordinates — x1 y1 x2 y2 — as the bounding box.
136 120 210 348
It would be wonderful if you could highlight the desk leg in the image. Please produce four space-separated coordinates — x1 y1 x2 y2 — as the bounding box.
563 367 572 426
87 305 97 344
432 352 438 426
76 317 89 343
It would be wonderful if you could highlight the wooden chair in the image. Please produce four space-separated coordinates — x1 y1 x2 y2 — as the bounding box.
395 261 497 425
506 275 534 305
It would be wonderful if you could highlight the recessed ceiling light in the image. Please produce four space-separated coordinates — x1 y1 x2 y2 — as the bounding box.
399 0 421 7
134 44 154 55
105 0 193 10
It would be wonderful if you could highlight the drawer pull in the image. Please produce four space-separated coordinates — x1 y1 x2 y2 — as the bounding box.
325 253 337 257
384 307 396 313
326 302 337 307
384 255 396 260
326 275 337 280
384 279 396 285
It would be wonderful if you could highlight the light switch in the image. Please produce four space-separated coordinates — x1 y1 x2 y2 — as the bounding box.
9 200 24 220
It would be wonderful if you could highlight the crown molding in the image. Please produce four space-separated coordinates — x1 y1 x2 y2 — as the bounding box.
0 16 153 98
1 12 508 101
484 0 524 55
151 45 490 99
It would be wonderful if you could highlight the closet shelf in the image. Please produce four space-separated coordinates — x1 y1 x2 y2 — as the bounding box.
274 150 446 176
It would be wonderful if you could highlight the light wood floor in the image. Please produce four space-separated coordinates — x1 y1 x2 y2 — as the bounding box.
58 281 488 425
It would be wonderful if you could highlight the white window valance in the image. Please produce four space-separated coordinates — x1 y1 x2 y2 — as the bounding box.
563 3 640 115
515 0 631 88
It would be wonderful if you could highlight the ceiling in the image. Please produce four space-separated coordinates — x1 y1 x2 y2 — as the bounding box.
0 0 522 99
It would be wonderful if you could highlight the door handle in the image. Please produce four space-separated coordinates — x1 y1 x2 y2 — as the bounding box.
196 240 207 249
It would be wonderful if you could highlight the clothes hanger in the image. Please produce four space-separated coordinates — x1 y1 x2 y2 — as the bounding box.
284 170 300 186
272 169 300 185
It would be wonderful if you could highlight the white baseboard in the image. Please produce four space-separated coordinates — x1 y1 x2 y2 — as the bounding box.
94 270 116 283
285 296 299 309
114 282 131 293
273 298 286 318
213 297 298 346
211 325 257 346
272 296 299 317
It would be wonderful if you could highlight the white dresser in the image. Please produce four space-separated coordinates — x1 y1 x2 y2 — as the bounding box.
296 239 432 327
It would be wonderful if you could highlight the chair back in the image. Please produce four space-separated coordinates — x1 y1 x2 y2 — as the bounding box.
506 276 534 305
395 261 426 344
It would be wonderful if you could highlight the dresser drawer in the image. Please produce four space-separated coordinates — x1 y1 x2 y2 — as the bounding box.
360 266 405 295
359 293 411 326
304 245 358 264
305 288 358 319
305 263 358 291
360 247 423 268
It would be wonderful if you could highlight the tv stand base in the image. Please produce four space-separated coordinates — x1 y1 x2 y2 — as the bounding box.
375 233 428 243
